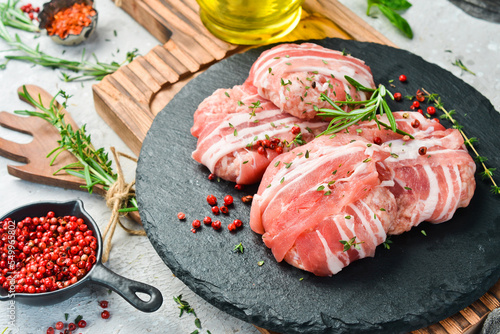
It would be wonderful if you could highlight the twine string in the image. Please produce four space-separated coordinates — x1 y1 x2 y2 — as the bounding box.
102 147 145 263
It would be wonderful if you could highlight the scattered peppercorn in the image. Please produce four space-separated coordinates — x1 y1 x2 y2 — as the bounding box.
374 137 382 145
393 92 402 101
192 220 201 229
208 173 216 181
411 119 420 128
203 216 212 225
220 206 229 214
77 320 87 328
399 74 407 82
291 126 301 135
211 206 220 215
227 223 236 232
234 184 243 191
206 195 217 206
241 195 253 204
427 106 436 115
412 101 420 109
177 212 186 220
224 195 233 206
418 147 427 155
99 300 109 308
101 310 110 319
233 219 243 228
212 220 222 230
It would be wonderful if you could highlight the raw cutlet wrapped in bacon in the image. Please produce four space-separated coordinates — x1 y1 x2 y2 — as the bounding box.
245 43 376 120
191 84 328 185
250 134 397 276
351 112 476 235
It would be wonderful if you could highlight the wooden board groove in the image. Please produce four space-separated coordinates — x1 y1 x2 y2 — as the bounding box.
90 1 500 333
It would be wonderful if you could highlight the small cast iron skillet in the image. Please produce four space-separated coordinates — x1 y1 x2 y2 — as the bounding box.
0 200 163 312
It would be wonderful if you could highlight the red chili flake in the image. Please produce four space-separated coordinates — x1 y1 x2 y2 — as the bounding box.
220 206 229 214
212 220 222 230
177 212 186 220
224 195 233 206
241 195 253 204
227 223 236 232
192 220 201 229
393 92 402 101
399 74 407 82
206 195 217 206
208 173 216 181
411 119 420 128
234 184 243 191
374 137 383 145
203 216 212 225
211 206 220 215
427 106 436 115
233 219 243 228
418 147 427 155
46 3 96 39
291 126 301 135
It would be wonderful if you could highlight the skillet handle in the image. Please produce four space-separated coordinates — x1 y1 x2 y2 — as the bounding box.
88 263 163 312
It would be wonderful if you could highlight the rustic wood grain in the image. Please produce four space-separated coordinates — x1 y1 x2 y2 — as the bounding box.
0 85 141 223
0 85 106 196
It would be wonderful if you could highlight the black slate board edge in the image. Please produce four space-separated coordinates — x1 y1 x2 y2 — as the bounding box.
137 37 500 334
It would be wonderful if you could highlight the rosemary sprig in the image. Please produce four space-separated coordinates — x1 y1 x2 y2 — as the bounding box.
452 59 476 76
316 75 414 138
422 88 499 195
0 0 40 33
0 19 138 80
14 86 139 210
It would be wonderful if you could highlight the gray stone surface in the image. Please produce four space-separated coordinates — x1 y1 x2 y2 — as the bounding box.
481 307 500 334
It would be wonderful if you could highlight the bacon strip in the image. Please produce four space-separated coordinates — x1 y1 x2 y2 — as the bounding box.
246 43 376 120
191 84 328 184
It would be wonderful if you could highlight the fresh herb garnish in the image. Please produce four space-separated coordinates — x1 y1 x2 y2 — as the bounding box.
233 243 244 253
452 59 476 75
366 0 413 39
317 76 414 139
0 0 40 32
422 88 499 195
339 236 364 252
173 295 196 317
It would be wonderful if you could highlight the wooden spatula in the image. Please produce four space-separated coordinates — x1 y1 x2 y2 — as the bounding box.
0 85 140 223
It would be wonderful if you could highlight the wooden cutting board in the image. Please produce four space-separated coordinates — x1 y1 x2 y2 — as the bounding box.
89 1 500 333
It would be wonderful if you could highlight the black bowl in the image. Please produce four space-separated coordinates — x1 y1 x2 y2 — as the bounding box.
0 200 163 312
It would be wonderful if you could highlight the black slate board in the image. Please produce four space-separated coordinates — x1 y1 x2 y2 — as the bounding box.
136 38 500 334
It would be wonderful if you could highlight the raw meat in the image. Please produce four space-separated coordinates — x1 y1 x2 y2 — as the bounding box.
250 134 397 276
378 126 476 235
351 112 476 234
246 43 376 120
191 84 328 184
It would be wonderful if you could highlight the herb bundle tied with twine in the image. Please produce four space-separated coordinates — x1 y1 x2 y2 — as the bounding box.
16 86 145 262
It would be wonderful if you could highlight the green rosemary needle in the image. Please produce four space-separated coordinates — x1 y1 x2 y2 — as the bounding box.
316 75 414 138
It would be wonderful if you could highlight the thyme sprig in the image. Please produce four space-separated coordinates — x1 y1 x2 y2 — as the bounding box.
15 86 139 210
0 0 40 33
0 19 138 80
422 88 499 195
316 76 414 139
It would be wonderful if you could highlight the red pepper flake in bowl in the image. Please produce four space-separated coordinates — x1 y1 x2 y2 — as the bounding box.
46 2 96 39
